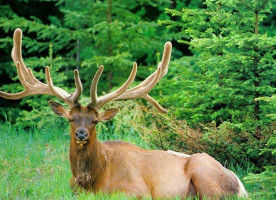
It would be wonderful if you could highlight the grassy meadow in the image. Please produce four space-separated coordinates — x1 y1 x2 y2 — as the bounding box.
0 122 267 199
0 122 148 199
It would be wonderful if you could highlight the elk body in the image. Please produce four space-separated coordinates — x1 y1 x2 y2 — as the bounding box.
0 29 248 199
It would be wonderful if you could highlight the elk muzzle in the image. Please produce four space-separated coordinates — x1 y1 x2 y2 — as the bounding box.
75 129 88 141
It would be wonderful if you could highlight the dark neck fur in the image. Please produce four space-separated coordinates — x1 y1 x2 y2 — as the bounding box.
69 129 106 190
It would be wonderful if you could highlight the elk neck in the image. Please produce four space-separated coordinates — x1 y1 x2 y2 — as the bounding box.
69 126 108 186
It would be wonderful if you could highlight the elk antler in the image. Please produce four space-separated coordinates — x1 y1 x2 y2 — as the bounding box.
0 28 83 107
90 42 172 113
90 63 137 108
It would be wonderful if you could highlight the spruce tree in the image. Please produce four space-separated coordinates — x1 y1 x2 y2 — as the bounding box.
161 0 276 166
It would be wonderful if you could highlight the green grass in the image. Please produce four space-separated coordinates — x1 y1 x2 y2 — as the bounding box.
0 122 149 199
0 122 268 199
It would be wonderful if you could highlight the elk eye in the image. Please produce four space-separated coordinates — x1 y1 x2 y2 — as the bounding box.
68 118 75 123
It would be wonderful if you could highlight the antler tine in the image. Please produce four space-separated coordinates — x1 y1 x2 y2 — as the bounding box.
114 42 172 114
97 62 137 108
91 63 137 109
0 28 82 107
45 67 83 107
71 69 83 104
159 41 171 79
11 28 38 85
90 65 104 107
144 94 168 113
16 61 32 89
45 66 69 102
130 41 172 90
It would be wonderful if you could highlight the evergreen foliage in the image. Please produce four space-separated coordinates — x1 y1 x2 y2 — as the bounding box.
161 0 276 126
158 0 276 167
244 95 276 199
0 0 172 123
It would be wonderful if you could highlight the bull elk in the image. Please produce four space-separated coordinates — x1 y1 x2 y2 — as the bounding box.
0 29 248 199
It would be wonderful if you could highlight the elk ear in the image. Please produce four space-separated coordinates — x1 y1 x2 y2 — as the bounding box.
99 108 119 121
48 100 69 118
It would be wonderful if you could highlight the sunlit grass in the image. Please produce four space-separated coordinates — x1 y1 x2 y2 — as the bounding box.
0 122 265 199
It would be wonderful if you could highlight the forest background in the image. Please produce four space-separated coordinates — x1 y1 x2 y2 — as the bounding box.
0 0 275 199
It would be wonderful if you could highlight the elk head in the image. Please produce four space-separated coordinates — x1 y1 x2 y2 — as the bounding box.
0 28 172 149
48 101 119 149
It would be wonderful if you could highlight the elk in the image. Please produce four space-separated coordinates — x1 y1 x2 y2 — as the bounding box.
0 28 247 199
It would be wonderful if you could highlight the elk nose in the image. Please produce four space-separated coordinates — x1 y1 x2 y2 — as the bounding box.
75 130 88 141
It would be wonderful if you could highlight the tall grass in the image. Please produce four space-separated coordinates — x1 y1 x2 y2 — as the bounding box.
0 121 265 199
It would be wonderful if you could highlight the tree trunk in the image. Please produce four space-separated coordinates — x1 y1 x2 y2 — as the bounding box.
107 0 113 90
253 10 260 132
76 38 80 71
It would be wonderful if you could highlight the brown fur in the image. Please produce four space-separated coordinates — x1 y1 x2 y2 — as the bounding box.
49 103 246 199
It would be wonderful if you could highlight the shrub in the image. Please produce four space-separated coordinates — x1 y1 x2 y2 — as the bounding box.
132 108 275 168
